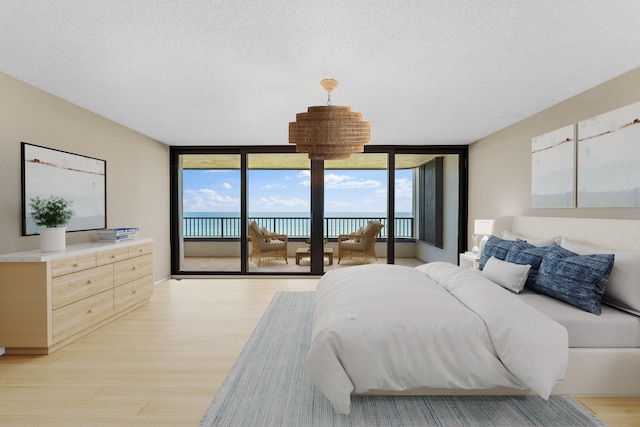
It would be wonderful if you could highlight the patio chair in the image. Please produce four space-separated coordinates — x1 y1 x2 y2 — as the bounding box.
248 221 288 266
338 220 384 264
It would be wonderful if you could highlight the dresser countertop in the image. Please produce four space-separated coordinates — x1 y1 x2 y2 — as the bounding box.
0 238 153 262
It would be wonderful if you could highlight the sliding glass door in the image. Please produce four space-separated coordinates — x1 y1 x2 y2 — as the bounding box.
170 146 468 276
324 153 389 264
247 153 310 273
177 153 241 273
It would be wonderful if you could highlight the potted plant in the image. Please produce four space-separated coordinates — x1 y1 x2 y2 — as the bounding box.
29 195 74 252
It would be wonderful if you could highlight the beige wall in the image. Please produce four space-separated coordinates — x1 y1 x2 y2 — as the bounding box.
0 72 171 282
468 67 640 247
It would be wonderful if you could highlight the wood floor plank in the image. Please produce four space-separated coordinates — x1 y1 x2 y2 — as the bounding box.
93 385 218 400
576 397 640 427
0 277 638 426
0 399 147 416
0 385 103 400
138 398 213 416
0 415 201 427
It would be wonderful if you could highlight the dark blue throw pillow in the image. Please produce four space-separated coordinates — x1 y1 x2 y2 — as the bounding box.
479 236 515 270
505 240 553 288
533 245 614 315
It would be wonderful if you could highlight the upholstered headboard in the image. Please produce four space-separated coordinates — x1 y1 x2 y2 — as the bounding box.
492 216 640 252
491 215 640 316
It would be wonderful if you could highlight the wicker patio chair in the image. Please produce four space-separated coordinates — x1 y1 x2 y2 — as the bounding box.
248 220 288 266
338 220 384 264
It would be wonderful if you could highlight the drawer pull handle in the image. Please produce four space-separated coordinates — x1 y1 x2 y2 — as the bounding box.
132 266 137 270
111 255 116 259
73 263 79 267
86 280 93 284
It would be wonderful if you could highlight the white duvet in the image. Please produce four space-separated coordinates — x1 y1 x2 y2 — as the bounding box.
307 262 569 414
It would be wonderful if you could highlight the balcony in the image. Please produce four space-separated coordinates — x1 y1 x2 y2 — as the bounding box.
182 215 415 239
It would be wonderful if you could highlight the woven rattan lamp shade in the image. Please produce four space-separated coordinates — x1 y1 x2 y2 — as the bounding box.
289 80 370 160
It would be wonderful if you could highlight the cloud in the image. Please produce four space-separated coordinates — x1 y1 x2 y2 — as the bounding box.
325 173 381 190
183 188 239 212
222 182 232 189
296 170 311 187
251 196 308 211
264 183 288 189
395 177 412 198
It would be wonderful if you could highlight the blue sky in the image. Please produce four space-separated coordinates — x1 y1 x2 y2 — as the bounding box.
183 169 413 214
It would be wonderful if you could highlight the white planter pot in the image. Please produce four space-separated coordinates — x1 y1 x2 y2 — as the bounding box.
39 226 67 252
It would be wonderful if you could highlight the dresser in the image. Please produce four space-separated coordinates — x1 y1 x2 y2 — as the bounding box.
0 239 153 355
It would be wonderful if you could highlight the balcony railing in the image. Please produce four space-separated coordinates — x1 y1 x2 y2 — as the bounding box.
182 216 414 239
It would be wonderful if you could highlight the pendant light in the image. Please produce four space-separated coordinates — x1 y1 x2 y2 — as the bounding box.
289 79 371 160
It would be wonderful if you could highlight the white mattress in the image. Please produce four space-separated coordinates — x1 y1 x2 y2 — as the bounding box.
518 290 640 348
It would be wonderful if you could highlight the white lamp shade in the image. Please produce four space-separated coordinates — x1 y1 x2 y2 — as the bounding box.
474 219 494 236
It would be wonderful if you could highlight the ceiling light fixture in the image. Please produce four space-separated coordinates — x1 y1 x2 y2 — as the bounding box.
289 79 371 160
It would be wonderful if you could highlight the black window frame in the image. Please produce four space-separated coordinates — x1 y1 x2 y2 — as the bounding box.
170 145 468 276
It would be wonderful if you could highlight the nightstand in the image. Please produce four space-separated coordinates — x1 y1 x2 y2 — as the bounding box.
459 252 480 269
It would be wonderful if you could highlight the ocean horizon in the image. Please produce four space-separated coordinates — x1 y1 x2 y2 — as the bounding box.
184 211 413 218
182 212 414 238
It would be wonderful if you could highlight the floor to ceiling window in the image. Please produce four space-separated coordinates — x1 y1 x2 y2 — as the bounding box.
247 153 310 273
170 146 468 276
177 153 241 273
324 153 389 264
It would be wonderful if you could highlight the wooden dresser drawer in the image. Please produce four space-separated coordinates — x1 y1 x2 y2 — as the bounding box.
0 238 153 354
51 253 97 277
114 254 153 286
52 289 114 343
114 275 153 311
128 242 153 258
52 264 114 310
97 246 129 266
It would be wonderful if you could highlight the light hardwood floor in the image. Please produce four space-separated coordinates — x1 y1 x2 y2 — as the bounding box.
0 278 638 426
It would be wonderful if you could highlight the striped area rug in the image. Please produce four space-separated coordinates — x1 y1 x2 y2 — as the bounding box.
200 292 606 427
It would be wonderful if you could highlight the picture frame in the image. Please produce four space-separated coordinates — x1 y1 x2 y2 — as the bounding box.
21 142 107 235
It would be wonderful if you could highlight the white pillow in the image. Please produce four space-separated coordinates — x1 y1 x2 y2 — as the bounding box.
501 230 560 247
561 237 640 316
481 256 531 293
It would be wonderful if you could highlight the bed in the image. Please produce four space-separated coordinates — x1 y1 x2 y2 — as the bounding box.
307 216 640 414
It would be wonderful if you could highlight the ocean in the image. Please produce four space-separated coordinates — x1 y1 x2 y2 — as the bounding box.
182 212 413 238
183 212 412 218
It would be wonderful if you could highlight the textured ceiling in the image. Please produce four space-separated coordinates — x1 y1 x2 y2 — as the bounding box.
1 1 640 147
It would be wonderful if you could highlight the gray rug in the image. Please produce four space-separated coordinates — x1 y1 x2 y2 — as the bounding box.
200 292 607 427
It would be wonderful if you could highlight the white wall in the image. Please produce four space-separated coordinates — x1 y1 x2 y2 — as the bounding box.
0 72 171 282
468 67 640 247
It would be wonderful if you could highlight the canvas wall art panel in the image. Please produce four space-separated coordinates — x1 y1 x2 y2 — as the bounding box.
531 124 575 208
577 101 640 207
22 143 107 235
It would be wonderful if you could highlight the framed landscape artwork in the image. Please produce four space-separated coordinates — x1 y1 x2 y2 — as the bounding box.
21 142 107 235
577 100 640 207
531 124 575 208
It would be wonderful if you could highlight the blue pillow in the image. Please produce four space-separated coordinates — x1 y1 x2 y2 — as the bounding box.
479 236 515 270
534 245 614 315
505 240 553 288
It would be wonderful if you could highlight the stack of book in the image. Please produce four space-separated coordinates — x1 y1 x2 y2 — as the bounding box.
96 227 139 243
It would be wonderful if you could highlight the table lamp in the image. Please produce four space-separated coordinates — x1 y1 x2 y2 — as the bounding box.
474 219 494 255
